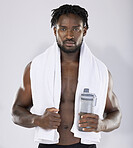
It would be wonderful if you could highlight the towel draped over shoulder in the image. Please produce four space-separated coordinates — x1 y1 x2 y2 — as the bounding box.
30 42 108 144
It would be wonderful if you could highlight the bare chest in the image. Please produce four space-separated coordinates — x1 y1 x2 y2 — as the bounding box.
57 62 81 144
61 63 79 102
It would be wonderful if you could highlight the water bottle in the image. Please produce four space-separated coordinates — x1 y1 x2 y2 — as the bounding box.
78 88 97 131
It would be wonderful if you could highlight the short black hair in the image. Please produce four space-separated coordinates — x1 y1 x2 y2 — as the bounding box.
51 4 89 29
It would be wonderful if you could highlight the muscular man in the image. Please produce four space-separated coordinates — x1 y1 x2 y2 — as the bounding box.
12 4 122 148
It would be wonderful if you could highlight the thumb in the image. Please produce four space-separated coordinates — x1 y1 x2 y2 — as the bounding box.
47 107 59 113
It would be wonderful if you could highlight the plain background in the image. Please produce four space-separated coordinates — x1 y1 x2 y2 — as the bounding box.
0 0 133 148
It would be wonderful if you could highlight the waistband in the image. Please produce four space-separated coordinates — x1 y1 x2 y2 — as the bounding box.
38 142 96 148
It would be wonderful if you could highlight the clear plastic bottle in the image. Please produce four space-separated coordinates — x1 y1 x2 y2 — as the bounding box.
78 88 97 131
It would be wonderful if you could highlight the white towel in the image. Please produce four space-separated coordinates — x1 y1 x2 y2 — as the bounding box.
30 41 108 144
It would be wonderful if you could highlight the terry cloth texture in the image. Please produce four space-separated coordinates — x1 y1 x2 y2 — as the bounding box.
30 42 108 145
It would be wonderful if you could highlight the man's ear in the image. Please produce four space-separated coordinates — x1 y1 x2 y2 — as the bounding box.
53 27 57 36
83 26 88 36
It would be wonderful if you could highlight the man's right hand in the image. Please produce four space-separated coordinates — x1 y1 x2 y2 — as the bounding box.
12 64 61 129
34 107 61 130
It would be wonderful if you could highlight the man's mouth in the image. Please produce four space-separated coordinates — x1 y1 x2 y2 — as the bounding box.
64 41 75 47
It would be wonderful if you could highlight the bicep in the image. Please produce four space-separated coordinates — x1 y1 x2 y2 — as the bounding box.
104 71 120 114
13 63 33 110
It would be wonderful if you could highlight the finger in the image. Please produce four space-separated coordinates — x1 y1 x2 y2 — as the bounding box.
50 112 61 118
52 126 58 129
50 117 61 122
46 108 59 113
79 118 98 125
82 127 96 132
81 113 99 119
79 117 98 123
86 118 98 124
79 123 88 127
79 123 97 128
50 121 61 128
48 123 58 129
79 117 96 123
79 118 87 123
54 121 61 126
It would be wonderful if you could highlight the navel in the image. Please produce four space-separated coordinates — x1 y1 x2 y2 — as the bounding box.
63 125 69 129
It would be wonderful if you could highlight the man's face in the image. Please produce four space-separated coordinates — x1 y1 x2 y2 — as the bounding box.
54 13 87 53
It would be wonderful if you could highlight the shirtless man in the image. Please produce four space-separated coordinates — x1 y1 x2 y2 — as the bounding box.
12 4 122 148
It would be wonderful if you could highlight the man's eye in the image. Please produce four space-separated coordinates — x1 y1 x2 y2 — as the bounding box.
61 28 66 31
73 28 80 31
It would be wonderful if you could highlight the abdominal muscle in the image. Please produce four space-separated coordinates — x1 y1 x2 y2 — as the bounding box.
57 62 80 145
57 99 81 145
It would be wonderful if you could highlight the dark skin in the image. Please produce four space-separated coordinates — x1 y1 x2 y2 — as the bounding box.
12 14 122 145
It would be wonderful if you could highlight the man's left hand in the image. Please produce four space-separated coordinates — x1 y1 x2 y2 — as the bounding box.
78 113 103 132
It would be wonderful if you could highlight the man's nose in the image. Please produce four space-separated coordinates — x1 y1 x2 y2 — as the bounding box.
66 30 74 39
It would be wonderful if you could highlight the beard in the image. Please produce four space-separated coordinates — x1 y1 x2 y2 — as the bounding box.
56 39 83 54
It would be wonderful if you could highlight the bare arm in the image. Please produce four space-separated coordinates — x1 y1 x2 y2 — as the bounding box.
12 63 61 129
12 63 37 128
97 71 122 132
79 71 122 132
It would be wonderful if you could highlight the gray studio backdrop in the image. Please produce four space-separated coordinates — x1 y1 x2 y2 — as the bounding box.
0 0 133 148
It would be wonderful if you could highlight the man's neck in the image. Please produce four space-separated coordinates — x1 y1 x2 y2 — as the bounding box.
60 50 80 63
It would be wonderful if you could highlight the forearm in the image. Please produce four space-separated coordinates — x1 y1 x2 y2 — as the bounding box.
100 110 122 132
12 105 40 128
